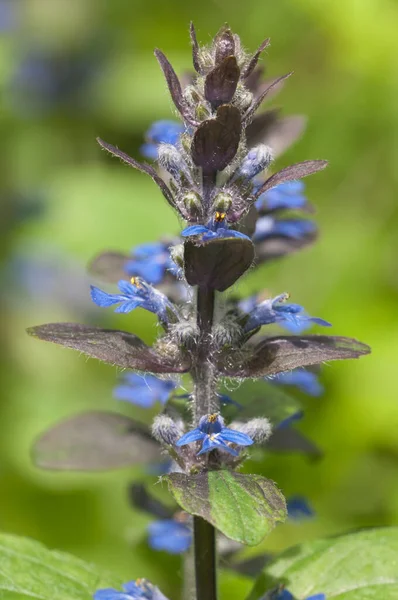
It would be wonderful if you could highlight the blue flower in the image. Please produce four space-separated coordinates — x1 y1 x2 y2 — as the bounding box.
182 212 250 242
148 518 192 554
270 368 324 397
255 180 309 212
287 496 314 520
94 579 169 600
253 216 316 242
233 145 272 182
90 277 177 323
274 590 325 600
113 373 178 408
141 120 184 160
276 411 304 430
243 293 331 334
176 413 253 456
124 242 178 286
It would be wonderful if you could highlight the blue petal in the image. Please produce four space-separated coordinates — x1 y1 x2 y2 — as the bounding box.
219 428 254 446
148 520 192 554
197 435 239 456
114 299 142 314
306 596 326 600
181 225 209 237
94 590 132 600
113 384 155 408
140 143 158 160
117 279 137 296
217 228 251 240
273 369 323 397
275 591 294 600
90 286 125 308
176 428 205 446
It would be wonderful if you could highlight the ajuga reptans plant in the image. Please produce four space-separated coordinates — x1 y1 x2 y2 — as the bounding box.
28 24 370 600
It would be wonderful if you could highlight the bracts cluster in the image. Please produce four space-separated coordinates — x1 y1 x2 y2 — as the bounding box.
27 23 370 600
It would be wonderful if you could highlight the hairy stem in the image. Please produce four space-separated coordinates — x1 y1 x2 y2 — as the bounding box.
193 516 217 600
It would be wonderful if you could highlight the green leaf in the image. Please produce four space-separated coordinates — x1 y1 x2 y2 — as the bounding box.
167 470 286 546
248 527 398 600
0 532 123 600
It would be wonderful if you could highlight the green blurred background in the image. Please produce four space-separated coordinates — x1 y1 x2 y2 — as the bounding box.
1 0 398 598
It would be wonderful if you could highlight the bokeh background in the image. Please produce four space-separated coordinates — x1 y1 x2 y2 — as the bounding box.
1 0 398 598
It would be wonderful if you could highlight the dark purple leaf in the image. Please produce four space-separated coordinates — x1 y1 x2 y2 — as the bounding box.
253 159 329 200
243 73 293 125
191 105 241 174
214 26 236 64
247 112 306 157
130 483 175 519
32 411 160 471
267 427 322 457
184 237 254 292
88 251 130 283
254 230 318 262
27 323 191 373
189 22 201 73
154 49 197 126
204 56 240 108
241 38 270 79
217 335 371 378
96 137 177 212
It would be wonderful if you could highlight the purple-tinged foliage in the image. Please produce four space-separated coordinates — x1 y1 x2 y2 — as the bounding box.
148 518 192 554
176 414 253 456
113 373 177 408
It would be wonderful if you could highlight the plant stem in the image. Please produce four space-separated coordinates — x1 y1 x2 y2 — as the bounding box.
193 516 217 600
191 285 218 600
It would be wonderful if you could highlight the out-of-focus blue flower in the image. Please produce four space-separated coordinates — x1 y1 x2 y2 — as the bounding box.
0 0 17 31
253 216 316 242
148 518 192 554
94 579 169 600
124 242 178 285
243 293 331 334
287 496 314 520
113 373 177 408
90 277 177 322
273 589 325 600
141 120 184 160
176 414 253 456
270 368 324 397
276 411 304 430
182 212 250 242
9 49 100 115
255 180 308 212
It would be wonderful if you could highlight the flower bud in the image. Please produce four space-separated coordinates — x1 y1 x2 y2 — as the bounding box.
235 145 273 181
158 144 189 181
152 415 183 446
170 243 184 270
212 191 233 213
231 418 272 443
182 191 202 218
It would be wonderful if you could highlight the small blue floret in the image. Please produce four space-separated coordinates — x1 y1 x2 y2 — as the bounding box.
148 518 192 554
176 414 253 456
255 180 308 212
243 292 331 334
124 242 178 285
271 368 324 397
141 120 184 160
253 216 316 242
182 213 250 242
94 579 169 600
113 373 177 408
90 277 177 323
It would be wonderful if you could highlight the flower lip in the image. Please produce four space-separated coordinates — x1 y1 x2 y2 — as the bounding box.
176 413 253 456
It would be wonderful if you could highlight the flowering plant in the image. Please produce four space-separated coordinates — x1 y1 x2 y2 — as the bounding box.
23 22 382 600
